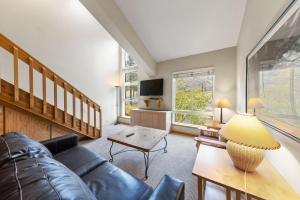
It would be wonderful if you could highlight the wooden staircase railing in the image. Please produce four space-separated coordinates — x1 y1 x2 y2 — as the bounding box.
0 33 101 139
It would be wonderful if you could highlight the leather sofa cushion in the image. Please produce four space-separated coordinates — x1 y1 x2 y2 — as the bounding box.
54 146 107 177
0 156 97 200
0 132 52 166
82 162 153 200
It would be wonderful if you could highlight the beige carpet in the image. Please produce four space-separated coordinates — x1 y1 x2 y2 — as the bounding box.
81 124 234 200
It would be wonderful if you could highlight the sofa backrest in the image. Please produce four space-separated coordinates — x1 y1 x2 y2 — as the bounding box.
0 132 97 200
0 132 53 166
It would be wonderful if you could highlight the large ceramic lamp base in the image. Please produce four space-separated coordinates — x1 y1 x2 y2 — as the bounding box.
226 141 264 172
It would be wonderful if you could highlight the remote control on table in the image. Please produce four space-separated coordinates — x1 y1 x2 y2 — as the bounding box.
126 133 135 137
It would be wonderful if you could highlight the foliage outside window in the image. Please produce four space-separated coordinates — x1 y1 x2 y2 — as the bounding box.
122 50 138 116
172 68 215 125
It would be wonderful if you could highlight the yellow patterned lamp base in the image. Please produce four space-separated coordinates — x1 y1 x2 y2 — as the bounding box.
226 141 264 172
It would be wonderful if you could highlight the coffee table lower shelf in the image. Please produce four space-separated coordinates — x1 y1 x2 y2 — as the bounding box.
108 136 168 179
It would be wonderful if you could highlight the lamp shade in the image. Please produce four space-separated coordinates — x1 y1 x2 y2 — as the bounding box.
219 113 280 150
216 98 231 108
248 98 263 108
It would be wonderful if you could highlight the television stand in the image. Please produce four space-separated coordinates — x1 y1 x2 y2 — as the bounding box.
130 109 172 132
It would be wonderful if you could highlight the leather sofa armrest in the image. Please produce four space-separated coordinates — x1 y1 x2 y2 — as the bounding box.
41 133 78 155
149 175 185 200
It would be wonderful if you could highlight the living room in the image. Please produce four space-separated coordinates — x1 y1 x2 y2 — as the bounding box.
0 0 300 200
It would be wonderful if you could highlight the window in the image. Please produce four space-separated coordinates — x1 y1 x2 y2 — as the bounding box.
121 50 138 116
172 68 215 125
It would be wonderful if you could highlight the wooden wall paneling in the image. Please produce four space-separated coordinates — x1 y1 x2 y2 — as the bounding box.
51 124 69 139
29 58 34 108
42 68 47 114
13 47 19 102
5 107 50 141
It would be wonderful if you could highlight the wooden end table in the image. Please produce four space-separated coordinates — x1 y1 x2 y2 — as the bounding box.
107 126 168 179
192 145 299 200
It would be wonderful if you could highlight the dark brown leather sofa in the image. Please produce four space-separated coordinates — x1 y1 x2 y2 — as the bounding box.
0 132 184 200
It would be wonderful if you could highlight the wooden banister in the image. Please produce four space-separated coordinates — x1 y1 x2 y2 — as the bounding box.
29 58 34 108
94 104 97 137
0 33 101 139
80 94 84 131
87 100 90 134
54 75 58 120
72 88 76 128
13 47 19 102
64 82 67 123
42 68 47 114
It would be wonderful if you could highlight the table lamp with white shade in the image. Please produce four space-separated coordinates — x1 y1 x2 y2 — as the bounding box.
219 113 280 172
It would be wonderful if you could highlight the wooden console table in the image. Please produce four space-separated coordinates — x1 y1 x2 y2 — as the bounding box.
192 145 299 200
130 109 172 132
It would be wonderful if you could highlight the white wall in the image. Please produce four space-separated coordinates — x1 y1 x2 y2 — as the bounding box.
80 0 156 76
152 47 237 123
236 0 300 195
0 0 120 126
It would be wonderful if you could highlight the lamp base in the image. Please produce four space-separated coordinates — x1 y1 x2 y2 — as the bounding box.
226 141 264 172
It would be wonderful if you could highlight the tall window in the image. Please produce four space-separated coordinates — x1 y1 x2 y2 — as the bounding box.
121 50 138 116
172 68 215 125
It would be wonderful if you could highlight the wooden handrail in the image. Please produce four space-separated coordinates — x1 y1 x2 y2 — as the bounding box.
0 33 101 139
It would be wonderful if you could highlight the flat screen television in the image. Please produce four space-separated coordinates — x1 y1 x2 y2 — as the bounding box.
140 79 163 96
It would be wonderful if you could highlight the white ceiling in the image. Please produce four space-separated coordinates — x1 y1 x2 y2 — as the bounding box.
114 0 247 62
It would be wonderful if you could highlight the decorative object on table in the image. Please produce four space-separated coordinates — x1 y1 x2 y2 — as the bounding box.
215 98 231 124
219 113 280 172
144 99 149 107
246 0 300 142
155 98 161 108
248 98 263 115
204 120 221 129
198 126 219 138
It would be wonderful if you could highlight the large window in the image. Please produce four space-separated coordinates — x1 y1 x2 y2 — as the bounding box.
172 68 215 125
121 50 138 116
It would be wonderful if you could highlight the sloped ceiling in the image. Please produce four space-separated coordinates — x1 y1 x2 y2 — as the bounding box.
114 0 247 62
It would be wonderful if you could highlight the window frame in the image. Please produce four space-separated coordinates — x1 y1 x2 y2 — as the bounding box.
120 49 139 117
172 67 215 125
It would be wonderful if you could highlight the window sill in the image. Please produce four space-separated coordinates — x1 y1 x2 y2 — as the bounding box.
172 122 201 128
120 116 131 119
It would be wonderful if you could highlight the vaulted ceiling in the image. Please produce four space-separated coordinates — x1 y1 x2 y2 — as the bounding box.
114 0 247 62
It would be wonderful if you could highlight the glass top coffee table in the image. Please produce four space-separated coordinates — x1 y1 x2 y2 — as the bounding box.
107 126 168 179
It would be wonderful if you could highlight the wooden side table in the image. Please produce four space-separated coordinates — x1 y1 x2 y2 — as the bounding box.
192 145 300 200
194 136 226 151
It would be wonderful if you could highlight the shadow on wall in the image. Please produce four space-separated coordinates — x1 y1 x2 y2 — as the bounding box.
265 126 300 195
